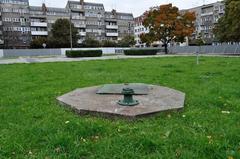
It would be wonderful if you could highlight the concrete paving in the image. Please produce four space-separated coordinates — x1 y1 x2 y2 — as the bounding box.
0 54 239 65
0 55 173 65
57 84 185 119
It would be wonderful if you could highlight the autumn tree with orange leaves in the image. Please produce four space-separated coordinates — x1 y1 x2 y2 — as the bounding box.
141 4 196 54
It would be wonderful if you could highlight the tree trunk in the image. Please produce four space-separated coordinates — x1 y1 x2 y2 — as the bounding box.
164 43 168 54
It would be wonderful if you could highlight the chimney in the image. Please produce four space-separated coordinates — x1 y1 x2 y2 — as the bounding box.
112 9 117 15
42 3 47 14
80 0 84 5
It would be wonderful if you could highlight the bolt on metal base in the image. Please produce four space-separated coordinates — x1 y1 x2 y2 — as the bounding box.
117 87 139 106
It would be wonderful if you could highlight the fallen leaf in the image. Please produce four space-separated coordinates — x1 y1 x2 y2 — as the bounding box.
54 147 61 153
222 111 230 114
164 131 171 138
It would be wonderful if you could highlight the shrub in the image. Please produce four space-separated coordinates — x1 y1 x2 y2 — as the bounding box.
82 38 101 48
30 37 47 49
47 37 69 48
102 40 117 47
118 35 136 47
66 50 103 58
124 49 159 56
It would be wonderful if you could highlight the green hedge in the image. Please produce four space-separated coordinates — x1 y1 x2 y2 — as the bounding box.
66 50 103 58
124 49 159 56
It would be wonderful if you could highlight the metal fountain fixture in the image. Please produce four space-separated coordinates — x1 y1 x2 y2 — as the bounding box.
117 84 139 106
57 82 186 118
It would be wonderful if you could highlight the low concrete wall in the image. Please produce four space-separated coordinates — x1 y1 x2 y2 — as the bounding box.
1 47 130 58
0 50 3 58
169 44 240 54
3 49 62 58
1 45 240 58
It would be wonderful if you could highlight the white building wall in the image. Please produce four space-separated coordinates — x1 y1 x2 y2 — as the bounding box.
134 22 149 47
0 50 3 58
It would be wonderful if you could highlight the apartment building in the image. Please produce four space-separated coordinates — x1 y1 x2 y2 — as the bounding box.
104 10 134 41
0 0 134 49
117 12 134 40
0 0 31 48
185 1 225 44
29 5 69 40
134 1 225 46
134 15 149 47
67 1 105 43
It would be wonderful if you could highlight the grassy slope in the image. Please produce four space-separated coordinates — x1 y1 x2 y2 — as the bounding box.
0 57 239 159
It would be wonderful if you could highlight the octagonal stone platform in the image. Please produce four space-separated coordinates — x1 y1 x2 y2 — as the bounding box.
57 84 185 119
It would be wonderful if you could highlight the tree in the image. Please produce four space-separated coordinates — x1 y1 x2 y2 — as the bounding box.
140 32 155 47
195 34 205 47
141 4 196 54
118 35 136 47
102 40 117 47
48 19 79 48
214 0 240 42
30 37 47 49
82 37 101 48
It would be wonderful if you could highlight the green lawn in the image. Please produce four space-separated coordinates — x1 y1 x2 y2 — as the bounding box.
0 57 240 159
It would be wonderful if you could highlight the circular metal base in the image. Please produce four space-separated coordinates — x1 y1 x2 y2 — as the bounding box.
117 100 139 106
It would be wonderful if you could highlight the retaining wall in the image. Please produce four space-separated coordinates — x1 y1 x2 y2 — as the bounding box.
169 44 240 54
1 48 130 58
0 50 3 58
1 44 240 58
3 49 62 58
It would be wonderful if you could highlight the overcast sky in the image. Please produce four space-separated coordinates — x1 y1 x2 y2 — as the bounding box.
29 0 218 17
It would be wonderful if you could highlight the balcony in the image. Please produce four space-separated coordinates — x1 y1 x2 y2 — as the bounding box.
106 32 118 37
71 7 84 12
105 18 117 22
31 31 48 36
72 16 85 20
78 32 86 36
31 22 47 27
0 39 4 44
78 39 84 44
106 25 118 29
201 12 214 16
74 24 86 28
30 14 47 18
219 10 224 14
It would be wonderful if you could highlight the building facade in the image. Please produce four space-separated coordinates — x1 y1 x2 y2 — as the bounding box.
184 1 225 44
134 1 225 47
0 0 134 49
0 0 31 48
134 15 149 47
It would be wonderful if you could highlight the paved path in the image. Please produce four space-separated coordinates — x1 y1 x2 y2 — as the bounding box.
0 54 239 65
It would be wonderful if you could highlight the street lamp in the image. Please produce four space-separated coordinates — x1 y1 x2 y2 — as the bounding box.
160 23 168 54
69 9 73 50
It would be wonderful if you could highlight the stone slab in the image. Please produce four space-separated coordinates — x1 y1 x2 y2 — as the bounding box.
57 84 185 119
96 83 149 95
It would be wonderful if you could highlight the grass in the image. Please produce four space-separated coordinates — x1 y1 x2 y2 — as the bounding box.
0 56 240 159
